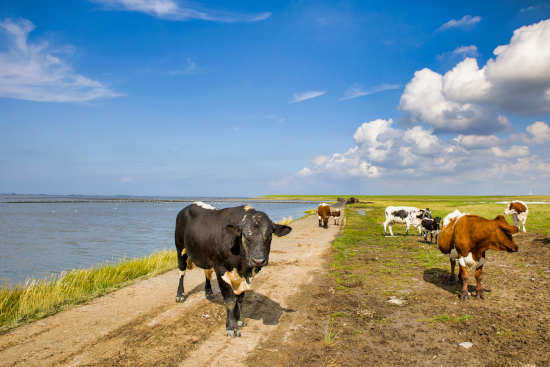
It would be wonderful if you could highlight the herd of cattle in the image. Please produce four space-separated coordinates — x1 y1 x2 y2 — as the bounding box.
317 203 341 227
316 200 528 304
172 199 529 337
382 201 528 300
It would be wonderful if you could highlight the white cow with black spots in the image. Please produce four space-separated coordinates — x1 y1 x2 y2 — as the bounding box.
383 206 431 236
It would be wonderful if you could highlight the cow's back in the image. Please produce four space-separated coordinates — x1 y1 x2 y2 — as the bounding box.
176 204 243 269
508 201 528 214
318 204 330 217
385 206 419 222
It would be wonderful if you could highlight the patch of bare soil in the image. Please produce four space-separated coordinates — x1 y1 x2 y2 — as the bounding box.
246 229 550 367
0 213 340 367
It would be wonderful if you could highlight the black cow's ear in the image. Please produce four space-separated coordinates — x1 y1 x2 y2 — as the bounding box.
225 224 242 236
273 224 292 237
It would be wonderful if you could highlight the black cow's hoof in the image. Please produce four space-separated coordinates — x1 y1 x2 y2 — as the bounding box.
175 295 186 303
205 291 215 300
226 329 241 337
238 320 246 327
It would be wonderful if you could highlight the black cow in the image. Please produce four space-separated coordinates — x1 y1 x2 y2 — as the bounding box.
421 216 441 243
174 202 292 337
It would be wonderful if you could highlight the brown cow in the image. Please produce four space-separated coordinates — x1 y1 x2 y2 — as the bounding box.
317 203 331 228
331 209 341 225
504 200 528 232
438 215 519 300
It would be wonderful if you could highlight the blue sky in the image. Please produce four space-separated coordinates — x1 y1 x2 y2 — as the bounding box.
1 0 550 196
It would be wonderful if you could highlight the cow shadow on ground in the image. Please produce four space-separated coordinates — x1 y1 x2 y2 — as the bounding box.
208 290 295 326
423 268 479 296
381 233 420 237
182 282 210 299
533 237 550 245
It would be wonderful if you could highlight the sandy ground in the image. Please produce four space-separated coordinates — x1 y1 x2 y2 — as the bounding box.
0 214 340 367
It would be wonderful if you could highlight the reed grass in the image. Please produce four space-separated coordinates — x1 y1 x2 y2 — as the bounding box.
0 249 176 332
278 216 293 225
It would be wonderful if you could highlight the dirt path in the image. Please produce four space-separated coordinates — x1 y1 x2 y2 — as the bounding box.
0 214 340 367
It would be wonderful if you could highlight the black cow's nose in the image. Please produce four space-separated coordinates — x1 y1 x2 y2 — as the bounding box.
252 257 266 266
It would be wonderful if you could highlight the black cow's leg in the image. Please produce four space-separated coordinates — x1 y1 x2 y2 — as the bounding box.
176 251 188 302
216 270 240 337
236 293 246 327
204 269 214 300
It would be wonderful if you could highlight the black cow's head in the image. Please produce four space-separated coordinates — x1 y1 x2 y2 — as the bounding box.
418 208 432 220
226 208 292 270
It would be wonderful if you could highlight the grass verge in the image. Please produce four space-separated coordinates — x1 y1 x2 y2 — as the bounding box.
248 200 549 366
0 249 176 333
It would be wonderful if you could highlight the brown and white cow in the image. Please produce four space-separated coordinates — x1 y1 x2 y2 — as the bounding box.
331 208 341 225
438 214 519 300
504 200 528 232
317 203 331 228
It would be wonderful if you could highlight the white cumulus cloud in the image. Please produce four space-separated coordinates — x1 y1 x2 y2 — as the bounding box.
0 18 120 103
526 121 550 144
399 68 497 133
491 145 530 158
400 19 550 134
288 117 549 189
403 126 441 155
453 134 500 149
91 0 271 22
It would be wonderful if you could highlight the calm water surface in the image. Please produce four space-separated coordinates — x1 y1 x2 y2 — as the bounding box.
0 197 317 286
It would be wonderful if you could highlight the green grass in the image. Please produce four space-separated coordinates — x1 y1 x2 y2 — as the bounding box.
324 197 550 345
258 194 550 202
262 195 550 235
0 249 177 333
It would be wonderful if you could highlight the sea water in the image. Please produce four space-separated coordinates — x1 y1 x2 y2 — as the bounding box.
0 196 317 285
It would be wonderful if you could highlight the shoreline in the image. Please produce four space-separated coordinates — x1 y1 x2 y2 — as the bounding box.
0 213 312 333
0 213 340 366
0 250 177 333
1 198 323 204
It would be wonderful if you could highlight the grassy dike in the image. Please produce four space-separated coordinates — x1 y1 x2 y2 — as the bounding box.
250 198 549 365
260 195 550 234
0 249 176 333
321 200 550 365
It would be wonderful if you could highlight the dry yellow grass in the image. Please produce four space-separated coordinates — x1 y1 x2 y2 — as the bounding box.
0 249 176 332
278 216 293 225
